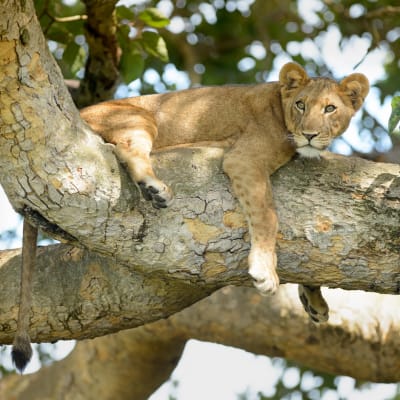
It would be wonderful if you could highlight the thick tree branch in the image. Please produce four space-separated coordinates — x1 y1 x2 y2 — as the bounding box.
0 244 214 345
2 286 400 400
2 147 400 297
0 152 400 343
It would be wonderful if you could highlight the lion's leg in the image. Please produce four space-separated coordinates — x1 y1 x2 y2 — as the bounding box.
113 128 173 209
298 284 329 323
223 149 279 295
82 104 173 209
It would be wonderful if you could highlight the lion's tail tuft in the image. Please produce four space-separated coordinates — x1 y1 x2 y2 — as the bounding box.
12 332 33 372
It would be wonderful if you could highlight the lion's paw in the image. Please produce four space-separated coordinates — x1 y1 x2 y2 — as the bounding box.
298 284 329 323
248 250 279 296
138 179 173 209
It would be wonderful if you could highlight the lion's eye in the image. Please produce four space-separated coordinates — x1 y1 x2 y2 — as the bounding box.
295 101 305 111
324 104 336 113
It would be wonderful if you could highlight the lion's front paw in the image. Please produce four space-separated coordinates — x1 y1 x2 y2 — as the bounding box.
248 250 279 296
138 179 173 209
298 284 329 323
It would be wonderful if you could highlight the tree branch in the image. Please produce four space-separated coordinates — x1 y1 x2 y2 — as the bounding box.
0 151 400 343
0 244 214 345
2 286 400 399
75 0 121 107
348 5 400 19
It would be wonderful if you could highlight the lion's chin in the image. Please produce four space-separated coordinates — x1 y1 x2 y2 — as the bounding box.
296 145 322 159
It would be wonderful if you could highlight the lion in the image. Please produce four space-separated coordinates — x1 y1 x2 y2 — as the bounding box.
12 62 369 371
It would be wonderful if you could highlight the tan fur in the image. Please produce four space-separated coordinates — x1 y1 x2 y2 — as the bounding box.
81 63 369 311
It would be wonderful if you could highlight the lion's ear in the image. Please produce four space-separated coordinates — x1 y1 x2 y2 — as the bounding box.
279 62 310 91
339 73 369 111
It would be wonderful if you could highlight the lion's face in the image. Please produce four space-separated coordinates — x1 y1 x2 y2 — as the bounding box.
279 63 369 158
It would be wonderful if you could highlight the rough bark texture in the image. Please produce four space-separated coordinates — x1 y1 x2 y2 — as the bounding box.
0 152 399 346
0 244 215 344
2 286 400 400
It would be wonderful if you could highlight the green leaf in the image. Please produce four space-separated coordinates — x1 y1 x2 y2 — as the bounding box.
139 8 169 28
389 96 400 135
116 5 135 21
33 0 46 16
117 24 131 44
62 41 80 71
70 45 86 76
46 25 73 44
141 31 169 62
61 41 85 78
120 46 145 83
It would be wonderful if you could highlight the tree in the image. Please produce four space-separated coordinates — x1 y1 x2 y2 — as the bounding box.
0 0 399 398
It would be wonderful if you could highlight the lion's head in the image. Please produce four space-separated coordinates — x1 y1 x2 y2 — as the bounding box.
279 63 369 158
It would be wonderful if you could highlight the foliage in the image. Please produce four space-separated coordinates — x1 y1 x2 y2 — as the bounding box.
389 96 400 135
0 346 12 378
34 0 399 153
0 228 20 249
34 0 87 79
116 5 170 83
34 1 170 83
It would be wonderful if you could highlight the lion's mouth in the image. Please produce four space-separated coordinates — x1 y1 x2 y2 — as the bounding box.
287 132 325 158
296 144 322 159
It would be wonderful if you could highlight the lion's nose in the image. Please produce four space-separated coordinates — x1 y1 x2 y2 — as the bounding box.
302 132 319 141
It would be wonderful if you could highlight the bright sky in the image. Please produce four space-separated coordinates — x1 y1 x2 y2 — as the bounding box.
0 186 23 250
150 339 398 400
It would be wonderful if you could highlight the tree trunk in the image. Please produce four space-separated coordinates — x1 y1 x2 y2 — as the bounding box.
75 0 121 107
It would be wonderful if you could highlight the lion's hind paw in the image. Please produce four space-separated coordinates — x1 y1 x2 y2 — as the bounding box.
138 180 173 209
298 284 329 323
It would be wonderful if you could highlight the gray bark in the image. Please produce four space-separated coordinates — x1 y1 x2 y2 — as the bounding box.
0 151 399 345
1 0 400 342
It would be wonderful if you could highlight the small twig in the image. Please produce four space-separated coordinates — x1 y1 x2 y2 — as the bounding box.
323 2 400 19
361 6 400 19
53 15 88 23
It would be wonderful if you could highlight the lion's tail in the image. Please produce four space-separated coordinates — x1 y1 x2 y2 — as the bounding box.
12 219 37 372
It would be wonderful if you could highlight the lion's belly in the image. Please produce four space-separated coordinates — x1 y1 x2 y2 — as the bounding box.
153 114 243 149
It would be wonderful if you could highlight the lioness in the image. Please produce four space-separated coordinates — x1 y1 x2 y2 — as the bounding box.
12 62 369 371
81 61 368 318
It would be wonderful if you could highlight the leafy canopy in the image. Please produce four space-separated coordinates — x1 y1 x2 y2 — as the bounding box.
36 0 399 152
